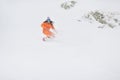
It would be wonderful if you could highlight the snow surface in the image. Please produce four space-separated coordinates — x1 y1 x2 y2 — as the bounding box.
0 0 120 80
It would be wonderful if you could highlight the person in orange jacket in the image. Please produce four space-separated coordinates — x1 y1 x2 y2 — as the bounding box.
41 17 56 41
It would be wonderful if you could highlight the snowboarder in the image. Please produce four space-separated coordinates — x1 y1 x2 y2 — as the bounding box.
41 17 56 41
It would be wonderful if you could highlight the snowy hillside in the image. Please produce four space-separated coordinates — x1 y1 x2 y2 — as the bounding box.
0 0 120 80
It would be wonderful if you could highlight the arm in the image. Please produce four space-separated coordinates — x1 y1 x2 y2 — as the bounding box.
51 25 55 30
51 24 57 33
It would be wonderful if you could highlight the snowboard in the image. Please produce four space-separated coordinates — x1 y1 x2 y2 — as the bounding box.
42 36 55 41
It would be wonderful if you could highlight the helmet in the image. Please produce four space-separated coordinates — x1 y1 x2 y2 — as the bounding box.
46 17 51 23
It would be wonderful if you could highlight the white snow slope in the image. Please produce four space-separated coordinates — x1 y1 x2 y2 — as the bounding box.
0 0 120 80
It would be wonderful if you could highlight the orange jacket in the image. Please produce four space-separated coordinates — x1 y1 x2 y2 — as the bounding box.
41 22 54 31
41 22 55 37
